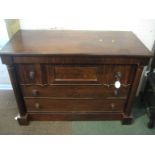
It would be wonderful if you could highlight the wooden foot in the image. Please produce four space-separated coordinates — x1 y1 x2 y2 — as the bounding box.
15 114 29 125
122 114 133 125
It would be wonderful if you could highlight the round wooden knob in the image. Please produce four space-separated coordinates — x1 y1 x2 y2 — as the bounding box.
32 89 39 97
111 103 115 110
114 89 119 96
29 71 35 81
35 103 40 109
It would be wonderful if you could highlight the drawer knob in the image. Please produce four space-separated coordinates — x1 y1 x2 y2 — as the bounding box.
29 71 35 81
35 103 40 109
32 89 39 97
111 103 115 110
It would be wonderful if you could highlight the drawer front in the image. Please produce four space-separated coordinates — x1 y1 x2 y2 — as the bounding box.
47 64 134 85
54 66 97 82
16 64 46 84
25 98 125 112
21 85 129 99
16 64 135 85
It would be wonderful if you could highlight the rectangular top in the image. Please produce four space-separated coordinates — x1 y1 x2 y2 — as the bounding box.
0 30 152 57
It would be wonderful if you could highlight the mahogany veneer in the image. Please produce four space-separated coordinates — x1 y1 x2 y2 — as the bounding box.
0 30 152 125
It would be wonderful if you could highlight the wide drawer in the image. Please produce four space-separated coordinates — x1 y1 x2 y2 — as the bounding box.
21 85 129 99
16 64 135 85
24 98 125 112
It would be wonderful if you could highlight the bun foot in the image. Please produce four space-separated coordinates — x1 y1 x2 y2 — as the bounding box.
15 114 29 125
122 114 133 125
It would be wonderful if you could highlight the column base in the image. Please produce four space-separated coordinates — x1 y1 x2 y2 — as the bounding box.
122 114 133 125
15 114 29 125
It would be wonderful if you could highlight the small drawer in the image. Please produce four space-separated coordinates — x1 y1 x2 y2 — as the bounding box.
24 98 125 112
16 64 46 84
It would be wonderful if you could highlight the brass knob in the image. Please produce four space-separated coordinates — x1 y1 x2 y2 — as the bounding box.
29 71 35 81
111 103 115 110
35 103 40 109
32 89 39 97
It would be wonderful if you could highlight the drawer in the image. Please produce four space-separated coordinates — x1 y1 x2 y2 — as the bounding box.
16 64 135 85
21 85 129 99
24 98 125 112
16 64 46 84
47 64 134 85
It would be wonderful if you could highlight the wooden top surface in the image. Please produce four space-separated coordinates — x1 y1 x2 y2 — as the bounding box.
0 30 152 57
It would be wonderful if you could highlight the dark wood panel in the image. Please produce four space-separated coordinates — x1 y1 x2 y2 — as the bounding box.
13 56 151 66
1 30 151 57
47 64 102 84
28 112 123 121
21 85 129 99
25 98 125 112
54 66 97 81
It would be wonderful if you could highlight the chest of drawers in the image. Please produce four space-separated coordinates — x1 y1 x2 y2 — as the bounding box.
0 30 152 125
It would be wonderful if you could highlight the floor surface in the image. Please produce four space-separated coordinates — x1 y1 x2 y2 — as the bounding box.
0 90 155 135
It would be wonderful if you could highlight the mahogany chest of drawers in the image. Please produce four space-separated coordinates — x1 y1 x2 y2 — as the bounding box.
0 30 152 125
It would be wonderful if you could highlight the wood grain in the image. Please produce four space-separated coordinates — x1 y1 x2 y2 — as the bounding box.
25 98 125 112
21 85 129 99
0 30 152 125
0 30 152 57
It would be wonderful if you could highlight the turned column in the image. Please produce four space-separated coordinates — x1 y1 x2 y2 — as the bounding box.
122 65 144 124
7 64 29 125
